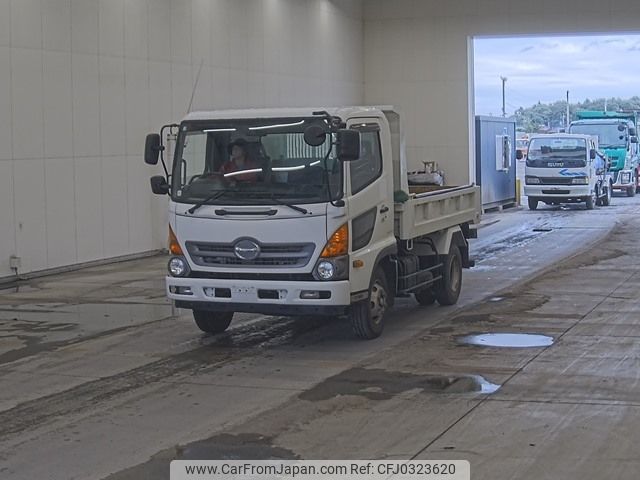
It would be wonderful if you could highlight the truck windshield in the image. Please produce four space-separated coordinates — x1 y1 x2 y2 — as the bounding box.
527 137 587 168
171 118 342 206
569 123 626 148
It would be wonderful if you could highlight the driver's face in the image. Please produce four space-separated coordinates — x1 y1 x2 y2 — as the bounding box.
231 145 245 161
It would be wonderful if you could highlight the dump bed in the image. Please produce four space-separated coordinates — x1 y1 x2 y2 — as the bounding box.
394 184 481 240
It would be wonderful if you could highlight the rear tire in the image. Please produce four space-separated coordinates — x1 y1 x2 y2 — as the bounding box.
350 267 390 340
527 197 538 210
602 182 612 206
434 245 462 306
193 310 233 334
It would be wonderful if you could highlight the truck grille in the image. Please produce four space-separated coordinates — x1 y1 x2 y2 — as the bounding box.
186 241 315 268
538 177 573 185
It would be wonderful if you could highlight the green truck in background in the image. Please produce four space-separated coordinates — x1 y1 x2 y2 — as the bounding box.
569 110 640 196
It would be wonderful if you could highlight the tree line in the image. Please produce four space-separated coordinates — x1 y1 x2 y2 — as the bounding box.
514 96 640 133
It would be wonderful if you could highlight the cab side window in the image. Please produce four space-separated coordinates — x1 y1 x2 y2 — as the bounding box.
350 130 382 194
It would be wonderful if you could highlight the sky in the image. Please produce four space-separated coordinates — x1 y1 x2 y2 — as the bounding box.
474 34 640 116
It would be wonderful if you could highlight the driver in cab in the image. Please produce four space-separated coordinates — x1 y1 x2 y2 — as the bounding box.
219 138 260 183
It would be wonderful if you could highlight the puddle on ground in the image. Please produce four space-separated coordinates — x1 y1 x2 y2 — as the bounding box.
459 333 554 348
489 297 503 302
299 368 501 401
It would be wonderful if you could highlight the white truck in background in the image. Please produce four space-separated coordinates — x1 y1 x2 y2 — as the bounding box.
144 107 480 339
522 133 612 210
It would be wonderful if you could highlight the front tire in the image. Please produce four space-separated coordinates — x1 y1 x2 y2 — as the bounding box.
193 310 233 334
586 193 595 210
350 267 391 339
627 182 636 197
434 245 463 306
527 197 538 210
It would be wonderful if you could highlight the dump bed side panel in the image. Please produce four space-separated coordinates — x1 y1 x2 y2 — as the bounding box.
394 185 481 240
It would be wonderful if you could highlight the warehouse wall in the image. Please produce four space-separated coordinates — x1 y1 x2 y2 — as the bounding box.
0 0 364 278
363 0 640 186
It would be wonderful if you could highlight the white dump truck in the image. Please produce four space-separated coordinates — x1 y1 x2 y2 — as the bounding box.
144 107 480 339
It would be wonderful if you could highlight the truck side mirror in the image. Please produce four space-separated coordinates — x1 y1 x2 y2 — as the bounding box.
630 127 637 136
631 136 638 144
150 175 169 195
590 149 596 160
516 149 523 160
145 133 162 165
337 129 360 161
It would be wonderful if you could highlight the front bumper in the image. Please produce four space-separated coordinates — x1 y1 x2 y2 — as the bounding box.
524 185 590 199
611 170 634 190
166 276 351 316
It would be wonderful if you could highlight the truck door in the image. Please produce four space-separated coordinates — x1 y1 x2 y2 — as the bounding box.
345 120 395 293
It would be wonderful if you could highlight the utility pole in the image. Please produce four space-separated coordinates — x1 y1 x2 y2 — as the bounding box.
566 90 570 130
501 76 507 117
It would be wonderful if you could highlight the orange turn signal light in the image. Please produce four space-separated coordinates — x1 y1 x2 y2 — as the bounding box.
321 223 349 258
168 225 183 255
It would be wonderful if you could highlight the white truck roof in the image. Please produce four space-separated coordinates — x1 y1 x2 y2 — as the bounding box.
182 106 395 122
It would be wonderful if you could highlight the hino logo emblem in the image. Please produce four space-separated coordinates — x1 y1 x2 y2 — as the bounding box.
234 239 260 260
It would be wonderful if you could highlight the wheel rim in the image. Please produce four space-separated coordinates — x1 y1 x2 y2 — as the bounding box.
450 255 461 292
369 280 387 326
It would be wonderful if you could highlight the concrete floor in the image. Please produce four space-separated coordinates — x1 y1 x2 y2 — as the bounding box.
2 195 640 480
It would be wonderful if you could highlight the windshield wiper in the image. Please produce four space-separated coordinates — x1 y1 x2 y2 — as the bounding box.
187 190 230 214
268 194 309 214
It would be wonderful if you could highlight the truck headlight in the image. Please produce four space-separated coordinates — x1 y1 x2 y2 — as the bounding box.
316 261 335 280
622 172 632 183
525 176 540 185
168 256 190 277
313 256 349 281
571 177 589 185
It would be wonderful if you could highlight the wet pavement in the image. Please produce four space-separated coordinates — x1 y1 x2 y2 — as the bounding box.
2 195 640 479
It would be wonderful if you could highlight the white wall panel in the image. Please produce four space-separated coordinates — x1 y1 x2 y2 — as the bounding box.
45 158 77 268
14 159 47 273
101 156 129 257
124 59 149 156
1 0 365 279
99 0 124 57
124 0 148 60
170 0 191 64
72 53 100 158
43 51 73 159
71 0 98 55
11 48 44 160
11 0 42 50
148 0 171 62
0 161 16 277
0 0 10 47
74 157 104 263
127 156 154 253
42 0 71 52
148 61 172 131
0 47 11 161
99 56 126 157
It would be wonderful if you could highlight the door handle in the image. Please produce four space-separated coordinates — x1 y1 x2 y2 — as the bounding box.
380 205 389 213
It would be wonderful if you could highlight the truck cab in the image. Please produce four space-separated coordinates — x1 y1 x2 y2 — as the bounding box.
569 111 639 196
144 107 480 339
523 133 611 210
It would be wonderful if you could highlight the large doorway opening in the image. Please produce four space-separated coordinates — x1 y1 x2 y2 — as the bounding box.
472 34 640 209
